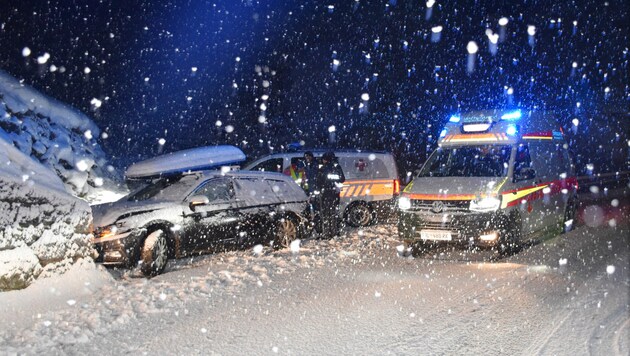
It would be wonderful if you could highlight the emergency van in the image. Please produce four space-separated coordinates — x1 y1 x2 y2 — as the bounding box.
245 150 400 227
398 109 578 253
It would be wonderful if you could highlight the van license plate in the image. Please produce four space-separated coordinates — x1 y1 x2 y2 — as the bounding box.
420 230 452 241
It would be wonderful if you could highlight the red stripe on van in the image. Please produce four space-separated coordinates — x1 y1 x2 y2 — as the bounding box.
502 178 578 208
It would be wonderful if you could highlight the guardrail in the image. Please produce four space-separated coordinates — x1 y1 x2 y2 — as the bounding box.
576 171 630 193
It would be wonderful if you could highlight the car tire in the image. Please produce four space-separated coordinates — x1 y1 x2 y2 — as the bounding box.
403 240 431 257
497 213 522 255
273 216 298 249
562 197 578 233
345 202 373 227
140 230 168 277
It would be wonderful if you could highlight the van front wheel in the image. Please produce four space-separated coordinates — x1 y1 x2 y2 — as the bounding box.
563 197 578 233
497 213 522 255
345 202 373 227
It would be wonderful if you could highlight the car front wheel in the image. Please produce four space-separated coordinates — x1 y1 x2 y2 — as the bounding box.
140 230 168 277
274 217 298 249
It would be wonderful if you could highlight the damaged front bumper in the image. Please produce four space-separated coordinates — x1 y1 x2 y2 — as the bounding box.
92 229 142 266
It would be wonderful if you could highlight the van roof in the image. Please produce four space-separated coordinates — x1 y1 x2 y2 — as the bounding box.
439 109 566 147
253 149 392 159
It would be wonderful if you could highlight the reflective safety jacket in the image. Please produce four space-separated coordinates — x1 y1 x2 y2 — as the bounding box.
284 164 304 185
316 162 346 199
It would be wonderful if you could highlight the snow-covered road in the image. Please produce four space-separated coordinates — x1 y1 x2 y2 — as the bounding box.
1 198 628 355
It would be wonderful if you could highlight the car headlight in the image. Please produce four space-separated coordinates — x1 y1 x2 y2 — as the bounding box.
97 225 119 239
469 196 501 212
398 196 412 210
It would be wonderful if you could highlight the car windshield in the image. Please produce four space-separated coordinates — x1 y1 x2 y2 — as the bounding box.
126 175 200 202
418 145 512 177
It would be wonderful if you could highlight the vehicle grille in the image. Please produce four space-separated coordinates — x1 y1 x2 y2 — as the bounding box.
411 200 470 213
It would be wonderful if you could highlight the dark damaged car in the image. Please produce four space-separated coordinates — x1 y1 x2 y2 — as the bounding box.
92 170 309 276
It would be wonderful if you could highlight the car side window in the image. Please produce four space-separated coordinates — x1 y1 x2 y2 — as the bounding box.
233 177 278 204
267 179 292 198
250 158 283 173
192 178 233 202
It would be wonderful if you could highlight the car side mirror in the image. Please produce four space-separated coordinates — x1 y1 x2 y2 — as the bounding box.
188 195 209 210
514 167 536 182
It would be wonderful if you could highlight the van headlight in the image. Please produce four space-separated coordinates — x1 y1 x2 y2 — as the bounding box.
398 196 412 210
469 196 501 212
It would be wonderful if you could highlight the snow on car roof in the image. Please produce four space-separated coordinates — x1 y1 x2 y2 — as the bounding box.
125 145 246 179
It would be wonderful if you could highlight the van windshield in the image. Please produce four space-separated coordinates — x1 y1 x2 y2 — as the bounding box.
418 145 512 178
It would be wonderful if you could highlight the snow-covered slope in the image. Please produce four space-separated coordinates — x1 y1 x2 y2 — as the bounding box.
0 70 120 200
0 70 121 290
0 132 93 290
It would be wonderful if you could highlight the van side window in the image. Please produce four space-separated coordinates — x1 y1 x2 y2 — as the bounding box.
338 156 389 179
250 158 283 173
290 157 305 167
529 142 565 180
556 144 572 175
513 144 535 181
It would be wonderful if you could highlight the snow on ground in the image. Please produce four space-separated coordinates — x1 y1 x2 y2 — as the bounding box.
0 195 627 354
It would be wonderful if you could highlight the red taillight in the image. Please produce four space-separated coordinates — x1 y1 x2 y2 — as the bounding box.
393 179 400 195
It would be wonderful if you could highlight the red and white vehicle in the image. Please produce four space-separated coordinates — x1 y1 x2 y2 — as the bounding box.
245 150 400 227
398 109 578 252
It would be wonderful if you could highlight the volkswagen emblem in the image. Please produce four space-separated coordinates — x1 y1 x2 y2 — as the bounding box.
431 201 445 213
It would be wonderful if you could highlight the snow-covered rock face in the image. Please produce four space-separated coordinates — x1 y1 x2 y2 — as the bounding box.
0 70 120 200
0 173 94 291
0 70 117 290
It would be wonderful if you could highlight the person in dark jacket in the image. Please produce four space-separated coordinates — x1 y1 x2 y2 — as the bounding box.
299 151 319 196
315 151 346 239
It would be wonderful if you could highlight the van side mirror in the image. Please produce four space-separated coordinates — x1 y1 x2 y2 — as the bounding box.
513 167 536 182
188 195 209 210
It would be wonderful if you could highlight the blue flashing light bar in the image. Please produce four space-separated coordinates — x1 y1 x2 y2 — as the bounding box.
439 128 447 138
506 124 518 136
501 110 522 121
449 115 461 123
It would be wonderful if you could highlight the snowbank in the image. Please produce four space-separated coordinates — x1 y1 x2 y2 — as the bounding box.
0 138 94 290
0 70 122 200
0 71 118 290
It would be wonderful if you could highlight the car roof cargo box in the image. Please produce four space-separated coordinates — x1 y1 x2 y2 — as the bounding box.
125 145 246 186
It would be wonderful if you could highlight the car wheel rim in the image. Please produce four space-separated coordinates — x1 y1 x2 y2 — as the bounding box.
349 205 370 226
278 219 297 248
154 235 167 269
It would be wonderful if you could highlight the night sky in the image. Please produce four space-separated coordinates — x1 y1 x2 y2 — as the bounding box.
0 0 628 172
